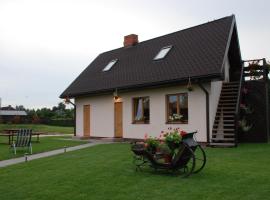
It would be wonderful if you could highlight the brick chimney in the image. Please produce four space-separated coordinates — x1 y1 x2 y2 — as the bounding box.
123 34 138 47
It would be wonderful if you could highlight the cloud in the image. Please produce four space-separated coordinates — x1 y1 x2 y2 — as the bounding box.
0 0 269 108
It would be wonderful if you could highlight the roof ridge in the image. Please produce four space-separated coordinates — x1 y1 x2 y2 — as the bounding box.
100 15 235 55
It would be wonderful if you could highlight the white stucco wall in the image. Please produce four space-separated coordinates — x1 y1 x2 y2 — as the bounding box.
75 84 210 142
121 85 207 142
76 95 115 138
209 81 223 137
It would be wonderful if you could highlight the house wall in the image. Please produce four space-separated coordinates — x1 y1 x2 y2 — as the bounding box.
76 95 115 138
209 81 223 137
75 84 209 142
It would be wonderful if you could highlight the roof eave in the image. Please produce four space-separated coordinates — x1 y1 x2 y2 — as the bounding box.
220 14 242 73
60 73 222 99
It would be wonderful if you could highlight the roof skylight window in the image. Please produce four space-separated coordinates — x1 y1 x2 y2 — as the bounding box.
153 45 173 60
103 59 118 71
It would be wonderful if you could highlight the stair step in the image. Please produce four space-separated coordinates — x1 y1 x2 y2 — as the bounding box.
215 116 235 119
218 103 236 109
223 81 239 85
220 99 237 101
209 142 236 147
214 121 235 124
212 133 235 136
217 107 236 110
221 91 238 94
212 128 235 131
223 119 234 123
216 113 235 115
222 85 239 88
222 84 239 88
213 124 235 127
222 88 239 91
222 83 239 86
220 96 238 99
214 119 235 122
219 99 237 104
219 102 237 105
216 111 235 114
211 138 235 141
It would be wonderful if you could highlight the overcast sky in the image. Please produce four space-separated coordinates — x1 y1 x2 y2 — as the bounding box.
0 0 269 109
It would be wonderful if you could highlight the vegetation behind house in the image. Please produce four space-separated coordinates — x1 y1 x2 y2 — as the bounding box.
0 102 74 127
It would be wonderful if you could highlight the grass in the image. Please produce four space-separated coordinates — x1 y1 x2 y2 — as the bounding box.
0 143 269 200
0 124 74 134
0 136 87 161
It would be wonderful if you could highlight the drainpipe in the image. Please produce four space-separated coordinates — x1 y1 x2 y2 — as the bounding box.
73 106 76 137
64 97 76 137
198 83 210 144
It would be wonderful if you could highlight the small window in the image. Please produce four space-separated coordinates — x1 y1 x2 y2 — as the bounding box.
103 59 118 71
153 45 172 60
133 97 150 124
166 93 188 123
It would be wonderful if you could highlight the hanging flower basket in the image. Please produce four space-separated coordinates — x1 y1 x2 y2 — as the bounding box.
187 77 193 91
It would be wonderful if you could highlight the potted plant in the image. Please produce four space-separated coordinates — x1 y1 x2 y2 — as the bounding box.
162 128 187 156
240 103 254 114
144 136 159 154
187 77 193 91
238 118 253 132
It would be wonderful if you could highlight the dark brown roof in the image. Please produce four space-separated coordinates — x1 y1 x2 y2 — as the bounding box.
60 15 239 98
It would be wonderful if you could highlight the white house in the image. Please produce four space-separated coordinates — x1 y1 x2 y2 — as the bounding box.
60 15 242 146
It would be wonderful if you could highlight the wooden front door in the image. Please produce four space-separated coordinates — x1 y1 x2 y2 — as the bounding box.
83 105 90 137
114 102 123 138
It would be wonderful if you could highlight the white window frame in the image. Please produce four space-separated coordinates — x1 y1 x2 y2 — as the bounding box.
103 59 118 71
153 45 173 60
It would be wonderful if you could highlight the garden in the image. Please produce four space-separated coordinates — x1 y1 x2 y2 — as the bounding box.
131 128 206 177
0 135 87 160
0 124 83 160
0 143 269 200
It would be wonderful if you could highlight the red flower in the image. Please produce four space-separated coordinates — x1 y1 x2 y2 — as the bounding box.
180 130 187 136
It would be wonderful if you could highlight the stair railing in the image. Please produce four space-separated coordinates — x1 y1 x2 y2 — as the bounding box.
234 62 245 146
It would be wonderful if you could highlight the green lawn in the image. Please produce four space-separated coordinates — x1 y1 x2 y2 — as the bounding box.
0 143 269 200
0 136 87 161
0 124 73 134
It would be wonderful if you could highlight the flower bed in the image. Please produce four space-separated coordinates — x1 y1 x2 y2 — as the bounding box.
143 127 188 162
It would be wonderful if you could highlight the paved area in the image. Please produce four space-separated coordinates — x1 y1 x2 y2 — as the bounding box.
0 141 107 168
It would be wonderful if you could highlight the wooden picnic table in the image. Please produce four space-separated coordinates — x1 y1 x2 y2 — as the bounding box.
0 129 45 145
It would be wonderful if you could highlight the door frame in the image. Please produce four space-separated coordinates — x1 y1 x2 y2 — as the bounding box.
114 102 123 138
83 105 90 137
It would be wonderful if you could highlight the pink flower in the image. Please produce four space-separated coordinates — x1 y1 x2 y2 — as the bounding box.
242 88 248 94
144 133 148 140
240 103 246 109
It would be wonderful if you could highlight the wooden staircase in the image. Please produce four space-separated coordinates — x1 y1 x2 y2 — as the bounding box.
210 81 240 147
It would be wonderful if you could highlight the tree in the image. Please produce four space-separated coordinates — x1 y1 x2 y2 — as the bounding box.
15 105 25 111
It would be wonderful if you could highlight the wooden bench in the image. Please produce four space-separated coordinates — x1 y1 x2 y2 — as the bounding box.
0 132 45 145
